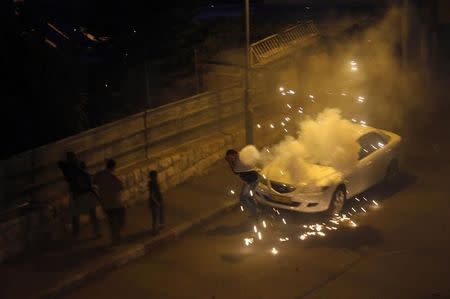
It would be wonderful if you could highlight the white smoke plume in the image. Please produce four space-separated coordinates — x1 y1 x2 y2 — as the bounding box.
239 108 361 187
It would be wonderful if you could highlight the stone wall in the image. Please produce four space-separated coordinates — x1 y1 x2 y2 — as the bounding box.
0 83 285 262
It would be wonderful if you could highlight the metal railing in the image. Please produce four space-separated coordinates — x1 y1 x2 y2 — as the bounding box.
250 20 319 67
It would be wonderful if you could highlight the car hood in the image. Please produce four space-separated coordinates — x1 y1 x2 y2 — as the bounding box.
261 163 342 192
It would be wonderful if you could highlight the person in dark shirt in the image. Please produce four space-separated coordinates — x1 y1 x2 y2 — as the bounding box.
58 152 100 239
225 149 261 220
148 170 164 234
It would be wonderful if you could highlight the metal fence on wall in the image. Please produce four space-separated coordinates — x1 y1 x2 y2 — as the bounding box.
250 20 319 67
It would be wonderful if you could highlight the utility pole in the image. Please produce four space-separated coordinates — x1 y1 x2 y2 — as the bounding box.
194 49 201 94
401 0 409 69
244 0 253 144
144 60 151 108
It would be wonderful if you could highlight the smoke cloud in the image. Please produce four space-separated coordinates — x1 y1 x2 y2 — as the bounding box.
240 108 361 188
235 5 430 189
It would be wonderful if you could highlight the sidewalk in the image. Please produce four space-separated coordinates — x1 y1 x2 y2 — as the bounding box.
0 160 241 299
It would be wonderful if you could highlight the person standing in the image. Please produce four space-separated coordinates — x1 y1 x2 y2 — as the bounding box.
58 152 100 239
148 170 164 234
225 149 261 221
94 159 125 245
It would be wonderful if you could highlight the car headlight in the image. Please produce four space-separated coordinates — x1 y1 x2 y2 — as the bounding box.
270 180 296 193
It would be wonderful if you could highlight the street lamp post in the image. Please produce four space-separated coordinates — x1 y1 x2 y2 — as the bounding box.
244 0 253 144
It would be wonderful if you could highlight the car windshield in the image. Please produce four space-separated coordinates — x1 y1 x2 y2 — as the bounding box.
358 131 389 160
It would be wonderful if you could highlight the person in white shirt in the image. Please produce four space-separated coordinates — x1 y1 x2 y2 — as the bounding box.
225 149 261 220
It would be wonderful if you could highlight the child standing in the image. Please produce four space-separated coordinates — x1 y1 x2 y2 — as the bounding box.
148 170 164 234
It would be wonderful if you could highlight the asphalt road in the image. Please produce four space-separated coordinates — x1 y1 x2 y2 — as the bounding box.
62 123 450 299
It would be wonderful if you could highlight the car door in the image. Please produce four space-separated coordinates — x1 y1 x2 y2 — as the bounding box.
355 132 390 190
345 140 374 196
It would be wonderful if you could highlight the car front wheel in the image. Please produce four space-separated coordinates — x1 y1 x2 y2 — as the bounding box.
327 187 346 216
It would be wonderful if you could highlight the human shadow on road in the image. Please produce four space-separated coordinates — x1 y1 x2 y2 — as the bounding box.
206 219 253 236
304 225 383 251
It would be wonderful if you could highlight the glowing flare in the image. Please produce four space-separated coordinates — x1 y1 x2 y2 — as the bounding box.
271 247 278 255
279 87 285 91
230 190 235 195
262 220 267 228
257 124 261 128
361 207 367 213
281 122 286 126
287 104 292 109
284 128 288 133
352 207 357 212
244 238 254 246
372 200 379 206
250 190 254 197
258 232 262 240
240 205 244 212
355 197 360 202
300 234 307 240
350 221 357 227
270 124 275 129
253 225 258 233
318 232 325 237
282 218 287 224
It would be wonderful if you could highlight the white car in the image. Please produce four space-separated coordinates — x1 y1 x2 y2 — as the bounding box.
254 126 401 215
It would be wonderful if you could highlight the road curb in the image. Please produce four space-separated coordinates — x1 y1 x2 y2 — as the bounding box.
37 200 238 299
